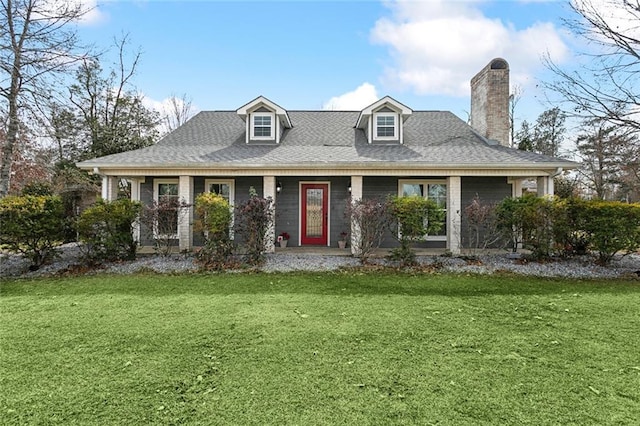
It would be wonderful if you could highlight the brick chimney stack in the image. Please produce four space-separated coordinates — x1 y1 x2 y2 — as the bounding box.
470 58 510 147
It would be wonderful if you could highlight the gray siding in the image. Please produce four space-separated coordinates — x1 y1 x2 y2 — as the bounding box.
273 177 351 247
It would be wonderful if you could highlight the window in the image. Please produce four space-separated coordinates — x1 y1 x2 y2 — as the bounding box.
205 180 234 204
399 180 447 240
374 113 397 139
251 113 273 139
154 179 180 239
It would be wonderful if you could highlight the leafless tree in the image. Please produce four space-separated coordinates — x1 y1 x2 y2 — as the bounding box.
0 0 91 197
509 85 523 148
162 93 194 134
543 0 640 131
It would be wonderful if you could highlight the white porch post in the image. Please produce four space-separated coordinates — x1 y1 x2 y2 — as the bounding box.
130 179 143 244
537 176 554 197
447 176 462 255
263 176 276 253
511 178 523 198
178 176 194 251
101 176 119 201
350 175 363 255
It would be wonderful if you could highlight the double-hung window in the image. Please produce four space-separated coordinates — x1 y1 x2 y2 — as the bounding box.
399 180 447 240
154 179 180 239
251 113 273 139
374 113 397 140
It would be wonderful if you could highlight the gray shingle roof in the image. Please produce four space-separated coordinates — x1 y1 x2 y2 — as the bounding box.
77 110 576 170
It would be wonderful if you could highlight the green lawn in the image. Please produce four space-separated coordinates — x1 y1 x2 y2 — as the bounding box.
1 272 639 425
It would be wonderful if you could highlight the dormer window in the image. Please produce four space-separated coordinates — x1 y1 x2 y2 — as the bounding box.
252 113 273 139
236 96 292 144
355 96 412 144
375 113 397 139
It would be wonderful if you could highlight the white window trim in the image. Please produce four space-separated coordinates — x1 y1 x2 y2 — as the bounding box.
204 179 235 239
373 112 398 141
153 178 180 240
398 179 448 241
250 112 275 140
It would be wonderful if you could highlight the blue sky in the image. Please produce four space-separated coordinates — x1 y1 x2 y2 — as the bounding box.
77 0 576 125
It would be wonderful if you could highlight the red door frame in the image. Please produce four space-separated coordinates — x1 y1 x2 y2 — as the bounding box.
300 183 329 245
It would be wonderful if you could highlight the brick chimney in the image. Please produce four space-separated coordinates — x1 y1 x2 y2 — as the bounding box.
470 58 510 147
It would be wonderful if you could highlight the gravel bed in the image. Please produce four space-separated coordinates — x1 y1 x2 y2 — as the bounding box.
1 243 639 279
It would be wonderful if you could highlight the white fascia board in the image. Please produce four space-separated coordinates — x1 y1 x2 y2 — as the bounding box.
356 95 413 129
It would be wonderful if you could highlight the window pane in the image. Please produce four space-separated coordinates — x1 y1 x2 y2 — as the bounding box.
428 184 447 208
158 183 178 197
402 184 423 197
209 183 230 201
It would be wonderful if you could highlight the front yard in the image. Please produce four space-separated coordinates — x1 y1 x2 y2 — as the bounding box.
1 272 639 425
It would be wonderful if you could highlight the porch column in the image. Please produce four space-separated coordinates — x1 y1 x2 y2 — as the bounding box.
447 176 462 255
537 176 554 197
263 176 276 253
510 178 523 198
101 176 119 201
130 179 143 244
178 176 194 251
349 175 363 255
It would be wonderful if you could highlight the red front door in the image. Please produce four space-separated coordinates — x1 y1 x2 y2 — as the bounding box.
301 183 329 245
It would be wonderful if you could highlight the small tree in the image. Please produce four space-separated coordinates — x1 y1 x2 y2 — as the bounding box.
194 192 234 270
387 195 444 265
347 197 391 262
463 195 503 254
77 199 141 264
0 195 65 269
235 188 274 266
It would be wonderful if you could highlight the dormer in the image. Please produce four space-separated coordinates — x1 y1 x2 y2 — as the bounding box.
355 96 413 144
236 96 292 144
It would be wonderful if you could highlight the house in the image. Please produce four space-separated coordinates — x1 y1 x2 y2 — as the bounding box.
77 58 577 254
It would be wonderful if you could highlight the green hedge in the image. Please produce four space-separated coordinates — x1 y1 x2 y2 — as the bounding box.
0 195 65 269
497 196 640 265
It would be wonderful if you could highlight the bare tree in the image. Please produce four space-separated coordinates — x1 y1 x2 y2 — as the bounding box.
68 35 160 158
575 120 629 199
162 93 194 134
543 0 640 131
0 0 91 197
509 85 523 148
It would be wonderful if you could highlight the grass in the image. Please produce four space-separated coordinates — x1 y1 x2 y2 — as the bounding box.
1 271 639 425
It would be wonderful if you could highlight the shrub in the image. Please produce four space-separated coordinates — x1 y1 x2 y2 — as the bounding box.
77 199 142 264
552 197 590 256
387 195 444 266
579 201 640 265
497 195 557 259
21 181 54 196
347 197 391 262
235 187 274 266
140 197 191 256
194 192 234 270
0 195 65 269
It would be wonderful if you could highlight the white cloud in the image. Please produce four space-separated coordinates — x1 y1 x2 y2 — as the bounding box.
322 83 379 110
370 0 569 96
